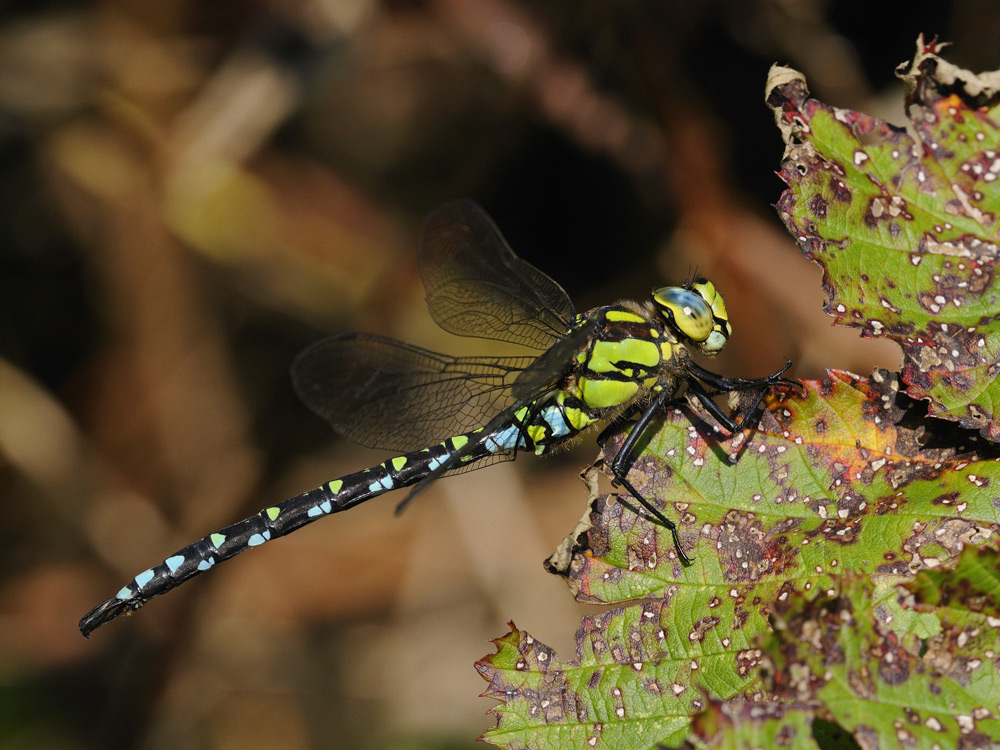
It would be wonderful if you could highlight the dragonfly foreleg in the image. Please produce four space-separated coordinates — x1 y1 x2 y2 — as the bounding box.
685 357 800 432
686 357 799 393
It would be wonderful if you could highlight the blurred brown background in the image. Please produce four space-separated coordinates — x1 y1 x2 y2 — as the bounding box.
0 2 994 749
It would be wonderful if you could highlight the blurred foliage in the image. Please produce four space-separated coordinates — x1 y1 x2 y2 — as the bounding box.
0 2 994 749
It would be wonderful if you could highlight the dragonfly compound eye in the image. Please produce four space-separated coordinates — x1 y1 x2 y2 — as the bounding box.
653 281 732 356
653 286 714 340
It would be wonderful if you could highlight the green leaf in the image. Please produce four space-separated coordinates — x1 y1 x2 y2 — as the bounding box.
907 539 1000 612
565 370 998 607
691 700 827 749
766 37 1000 440
904 545 1000 706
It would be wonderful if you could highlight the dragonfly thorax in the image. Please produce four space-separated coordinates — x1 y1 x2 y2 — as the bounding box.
651 278 732 357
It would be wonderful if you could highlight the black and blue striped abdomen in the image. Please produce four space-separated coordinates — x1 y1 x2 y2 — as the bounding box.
79 432 497 636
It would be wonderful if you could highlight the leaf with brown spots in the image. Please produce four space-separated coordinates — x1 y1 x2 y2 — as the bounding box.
907 540 1000 616
691 699 822 749
557 370 999 610
476 610 710 750
903 545 1000 696
763 571 1000 747
480 369 1000 748
766 37 1000 440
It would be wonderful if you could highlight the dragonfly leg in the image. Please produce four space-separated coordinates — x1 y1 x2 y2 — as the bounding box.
686 358 799 393
686 357 800 435
609 387 693 565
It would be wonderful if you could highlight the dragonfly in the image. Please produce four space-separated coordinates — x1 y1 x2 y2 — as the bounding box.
79 200 796 637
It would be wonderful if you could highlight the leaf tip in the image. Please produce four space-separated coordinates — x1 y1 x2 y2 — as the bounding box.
764 63 805 102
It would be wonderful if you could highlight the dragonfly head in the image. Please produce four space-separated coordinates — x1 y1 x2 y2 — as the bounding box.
652 279 732 357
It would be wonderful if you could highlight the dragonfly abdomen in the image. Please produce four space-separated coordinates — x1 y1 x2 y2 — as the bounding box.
78 433 492 636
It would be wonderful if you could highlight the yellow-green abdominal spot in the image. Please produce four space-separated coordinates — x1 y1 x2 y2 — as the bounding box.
562 405 591 431
391 456 407 471
266 507 280 521
526 424 547 444
328 479 343 494
210 533 226 548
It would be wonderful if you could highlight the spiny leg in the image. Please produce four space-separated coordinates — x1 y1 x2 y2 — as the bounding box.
685 358 798 393
685 376 780 465
608 386 692 565
686 358 800 435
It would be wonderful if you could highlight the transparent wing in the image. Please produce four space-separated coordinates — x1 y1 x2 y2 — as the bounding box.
291 333 535 452
420 200 576 351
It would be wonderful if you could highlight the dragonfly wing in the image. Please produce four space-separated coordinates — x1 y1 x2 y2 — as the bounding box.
420 200 576 351
291 333 534 452
511 316 598 400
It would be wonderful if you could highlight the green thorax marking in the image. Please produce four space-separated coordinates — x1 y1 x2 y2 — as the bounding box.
568 305 676 410
576 377 640 408
586 337 661 374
